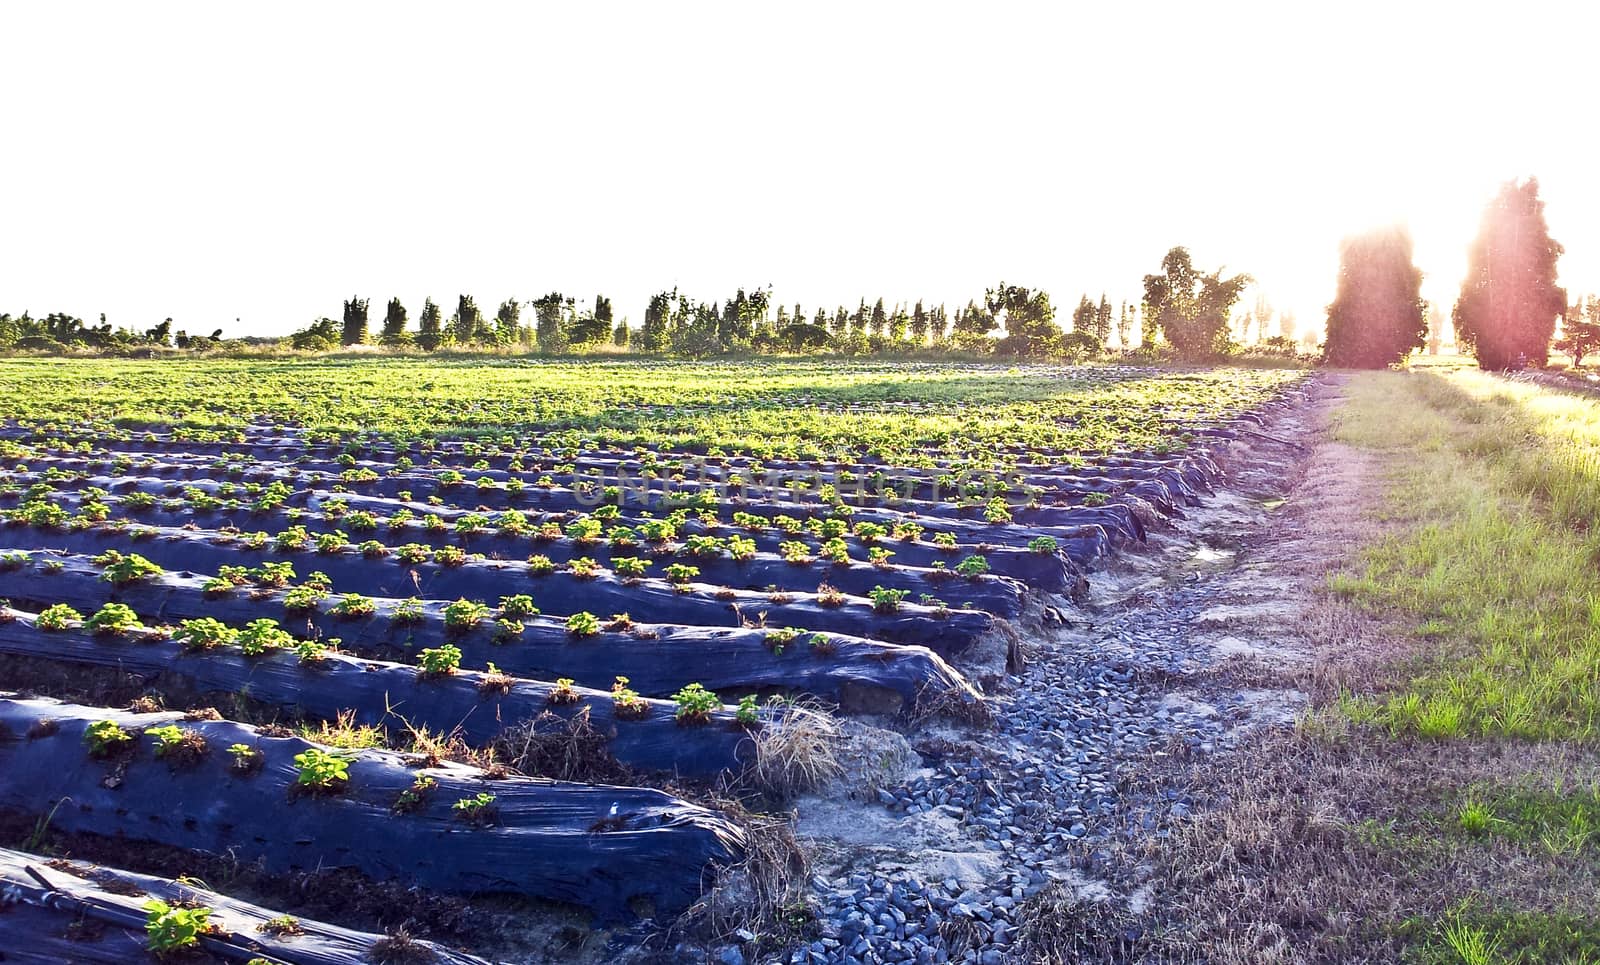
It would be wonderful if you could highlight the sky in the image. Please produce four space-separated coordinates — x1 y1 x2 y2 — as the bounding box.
2 1 1594 339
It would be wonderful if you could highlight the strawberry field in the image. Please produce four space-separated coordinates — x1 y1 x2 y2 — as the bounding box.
0 357 1303 962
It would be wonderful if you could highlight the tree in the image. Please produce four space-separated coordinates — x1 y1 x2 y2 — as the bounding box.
1453 178 1567 369
450 295 482 345
612 317 630 348
1142 247 1252 358
417 298 444 351
951 299 997 353
291 317 340 351
1090 295 1111 347
340 296 369 346
991 284 1059 357
494 299 521 346
379 298 409 345
1071 296 1096 339
1321 225 1427 368
639 290 673 353
1426 301 1444 355
533 293 570 354
869 298 887 337
1555 295 1600 367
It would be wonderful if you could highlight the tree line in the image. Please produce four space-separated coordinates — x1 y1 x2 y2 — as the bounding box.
8 177 1597 369
282 254 1277 363
0 314 222 353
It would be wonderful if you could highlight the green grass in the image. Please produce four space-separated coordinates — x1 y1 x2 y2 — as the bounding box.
1401 905 1600 965
1327 369 1600 963
1330 370 1600 741
1440 782 1600 855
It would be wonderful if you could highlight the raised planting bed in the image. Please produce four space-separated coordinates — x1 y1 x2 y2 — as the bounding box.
0 846 490 964
0 526 997 654
0 552 982 713
2 468 1090 594
0 609 766 780
0 696 745 920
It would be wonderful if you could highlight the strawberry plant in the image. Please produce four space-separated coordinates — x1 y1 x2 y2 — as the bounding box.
491 618 524 644
293 747 353 791
143 898 214 953
443 598 490 631
567 556 601 579
548 677 580 705
393 598 426 624
808 632 837 655
175 617 238 651
452 792 497 825
329 593 377 619
84 602 141 636
433 545 467 567
274 525 312 551
498 594 539 619
227 742 263 775
727 535 758 560
566 611 601 637
393 775 438 814
955 554 991 579
239 618 292 655
36 603 82 631
736 694 760 727
394 542 432 564
765 626 803 655
527 554 556 576
673 683 720 724
611 676 648 719
85 719 133 757
612 556 651 578
1028 535 1059 554
417 644 462 676
663 563 700 584
96 550 162 585
869 585 908 614
283 584 326 613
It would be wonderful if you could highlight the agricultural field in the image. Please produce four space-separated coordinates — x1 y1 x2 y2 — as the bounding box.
0 356 1335 962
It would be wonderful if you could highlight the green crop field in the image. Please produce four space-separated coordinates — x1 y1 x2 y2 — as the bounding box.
0 357 1301 459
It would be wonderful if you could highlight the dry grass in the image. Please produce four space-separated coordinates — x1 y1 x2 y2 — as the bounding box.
1069 371 1600 963
669 799 813 953
746 699 843 799
488 707 632 785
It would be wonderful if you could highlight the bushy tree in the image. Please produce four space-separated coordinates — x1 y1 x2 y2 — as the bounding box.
1453 178 1567 369
1321 225 1427 368
417 298 444 351
1142 247 1251 358
450 295 482 345
291 317 340 351
639 291 673 353
991 284 1057 357
379 298 409 345
533 293 571 354
340 297 369 346
1556 295 1600 367
1071 296 1097 342
494 299 521 346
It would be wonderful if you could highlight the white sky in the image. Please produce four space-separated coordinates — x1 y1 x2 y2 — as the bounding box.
2 1 1595 338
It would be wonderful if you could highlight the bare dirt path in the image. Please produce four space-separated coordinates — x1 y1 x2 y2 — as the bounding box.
774 375 1401 965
